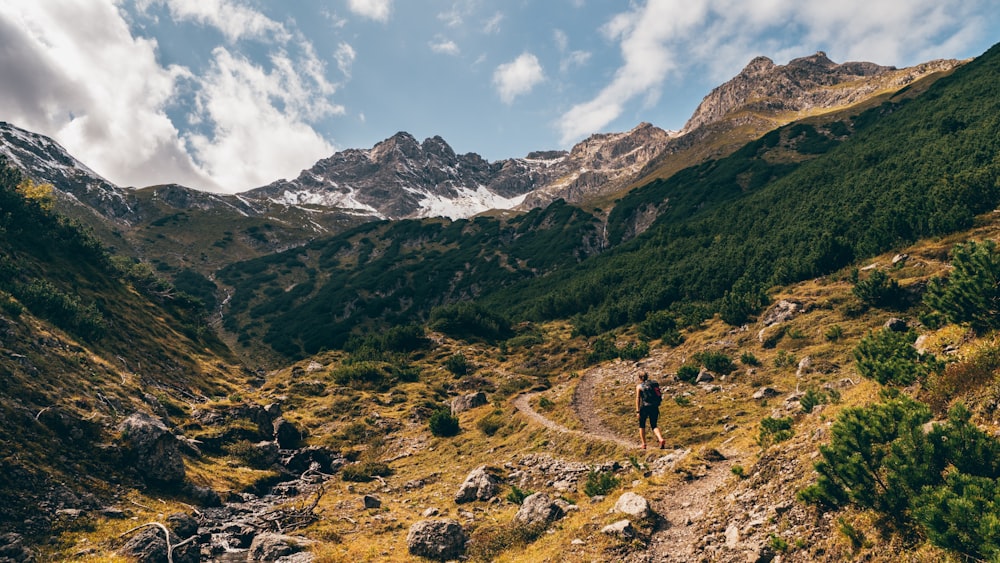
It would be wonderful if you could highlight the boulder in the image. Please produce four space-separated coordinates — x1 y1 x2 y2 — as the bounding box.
614 492 652 520
248 533 315 562
0 533 34 563
752 387 781 400
119 514 200 563
454 466 502 504
514 492 565 527
363 494 382 509
451 391 487 414
406 519 467 561
118 412 186 484
601 519 637 539
273 417 303 449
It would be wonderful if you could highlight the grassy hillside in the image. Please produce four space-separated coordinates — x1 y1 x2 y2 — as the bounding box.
0 161 248 538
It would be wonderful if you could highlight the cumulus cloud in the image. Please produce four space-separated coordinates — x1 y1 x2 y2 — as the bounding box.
0 1 344 192
136 0 290 43
185 47 337 191
493 53 545 104
0 1 214 189
557 0 989 145
335 42 356 77
430 36 460 56
347 0 392 22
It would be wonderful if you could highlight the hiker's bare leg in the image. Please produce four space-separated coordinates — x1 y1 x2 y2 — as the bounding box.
653 427 664 443
639 427 647 448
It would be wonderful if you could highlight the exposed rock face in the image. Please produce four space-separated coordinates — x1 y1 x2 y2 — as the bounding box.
406 519 467 561
681 53 960 134
518 122 680 210
451 391 488 414
454 466 502 504
614 492 653 520
514 492 566 527
118 412 186 485
247 533 315 562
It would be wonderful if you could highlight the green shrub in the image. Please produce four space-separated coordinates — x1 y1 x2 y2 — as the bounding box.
694 350 736 375
537 397 554 411
639 310 677 340
476 411 505 436
800 388 826 413
583 469 620 497
758 416 794 447
825 324 844 341
428 408 460 437
506 485 534 505
852 268 903 308
740 351 760 366
342 461 393 482
853 329 942 386
774 350 797 368
924 240 1000 333
676 364 700 383
430 302 512 342
466 521 546 562
445 353 471 376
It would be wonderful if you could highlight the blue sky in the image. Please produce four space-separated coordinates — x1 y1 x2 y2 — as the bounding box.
0 1 997 193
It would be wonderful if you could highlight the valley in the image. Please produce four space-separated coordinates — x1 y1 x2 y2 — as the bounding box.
0 41 999 563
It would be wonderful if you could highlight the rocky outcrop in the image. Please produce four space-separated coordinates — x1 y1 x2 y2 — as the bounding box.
514 492 565 527
451 391 488 414
117 412 186 485
247 533 315 562
406 519 467 561
454 466 502 504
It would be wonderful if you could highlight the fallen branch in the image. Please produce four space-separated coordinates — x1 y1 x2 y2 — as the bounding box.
119 522 174 563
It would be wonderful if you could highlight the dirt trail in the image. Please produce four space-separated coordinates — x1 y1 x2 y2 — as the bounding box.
512 363 740 562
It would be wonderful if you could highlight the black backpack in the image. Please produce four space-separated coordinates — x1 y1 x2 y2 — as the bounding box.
640 380 662 407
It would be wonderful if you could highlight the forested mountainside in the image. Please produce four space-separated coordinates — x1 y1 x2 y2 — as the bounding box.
0 42 998 563
217 42 999 363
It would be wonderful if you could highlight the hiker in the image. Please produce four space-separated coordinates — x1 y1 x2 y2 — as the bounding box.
636 372 665 449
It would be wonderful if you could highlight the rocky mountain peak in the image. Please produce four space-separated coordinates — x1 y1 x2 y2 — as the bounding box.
370 132 422 162
421 135 457 161
681 52 912 133
741 55 776 75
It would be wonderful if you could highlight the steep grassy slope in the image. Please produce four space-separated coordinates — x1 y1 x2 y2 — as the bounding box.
0 161 247 538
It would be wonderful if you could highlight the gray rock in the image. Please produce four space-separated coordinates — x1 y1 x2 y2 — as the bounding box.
273 417 303 449
118 412 186 484
614 492 652 520
752 387 781 400
248 533 315 562
406 519 467 561
455 466 502 504
451 391 488 414
363 494 382 509
0 533 34 563
601 519 637 539
514 492 565 527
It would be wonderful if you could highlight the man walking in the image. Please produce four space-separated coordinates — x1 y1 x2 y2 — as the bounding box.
636 372 665 449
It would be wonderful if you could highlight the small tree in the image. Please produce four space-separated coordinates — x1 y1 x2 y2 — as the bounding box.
429 408 460 437
924 240 1000 333
853 328 942 386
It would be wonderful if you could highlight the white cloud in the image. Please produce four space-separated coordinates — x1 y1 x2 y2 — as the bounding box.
493 53 545 104
137 0 290 43
430 36 460 56
483 12 503 34
347 0 392 22
185 47 339 191
0 1 215 189
335 42 356 77
0 1 345 193
553 29 590 73
557 0 990 145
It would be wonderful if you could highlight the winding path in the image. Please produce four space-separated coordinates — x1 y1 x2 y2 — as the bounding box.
511 363 740 562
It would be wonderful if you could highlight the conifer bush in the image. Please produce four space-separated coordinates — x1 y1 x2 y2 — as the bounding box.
428 408 460 437
924 240 1000 333
853 328 944 386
